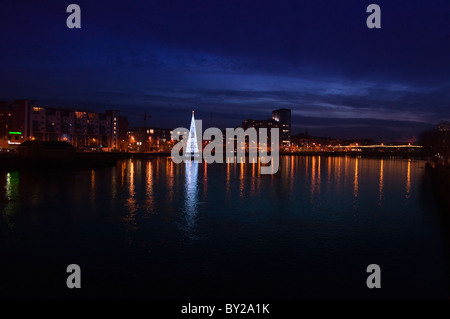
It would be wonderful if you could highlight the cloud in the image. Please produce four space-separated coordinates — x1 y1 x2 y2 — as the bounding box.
1 0 449 141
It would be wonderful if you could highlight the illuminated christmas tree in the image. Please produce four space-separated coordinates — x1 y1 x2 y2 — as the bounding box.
186 110 199 158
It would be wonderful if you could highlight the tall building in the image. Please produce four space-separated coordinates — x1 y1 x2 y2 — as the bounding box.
240 118 280 150
0 99 128 151
0 99 33 149
117 115 129 151
272 108 291 146
241 118 280 131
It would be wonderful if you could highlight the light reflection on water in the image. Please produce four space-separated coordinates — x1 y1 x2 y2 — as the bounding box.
379 159 384 207
0 156 448 298
0 156 432 239
145 160 154 216
183 161 199 241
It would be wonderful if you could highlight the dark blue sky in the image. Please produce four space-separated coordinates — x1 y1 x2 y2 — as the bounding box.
1 0 449 142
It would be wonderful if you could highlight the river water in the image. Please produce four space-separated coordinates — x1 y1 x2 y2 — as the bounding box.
0 156 448 298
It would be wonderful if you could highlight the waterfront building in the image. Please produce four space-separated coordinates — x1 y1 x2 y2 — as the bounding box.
0 99 128 151
438 122 450 132
272 108 291 146
127 126 173 152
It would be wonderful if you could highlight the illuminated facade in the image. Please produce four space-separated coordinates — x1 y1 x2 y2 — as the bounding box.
438 122 450 132
272 108 291 146
127 127 173 152
241 118 280 149
0 99 32 149
240 108 291 147
186 111 200 157
0 99 128 150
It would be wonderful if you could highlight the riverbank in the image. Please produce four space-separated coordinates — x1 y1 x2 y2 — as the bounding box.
0 152 114 171
0 151 176 171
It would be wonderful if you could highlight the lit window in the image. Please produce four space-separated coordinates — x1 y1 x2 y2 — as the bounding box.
75 111 86 119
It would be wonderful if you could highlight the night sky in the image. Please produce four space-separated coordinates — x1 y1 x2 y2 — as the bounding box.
1 0 450 142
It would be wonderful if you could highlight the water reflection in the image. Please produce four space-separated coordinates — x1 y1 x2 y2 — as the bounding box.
250 162 256 196
335 157 341 195
239 161 245 197
0 158 433 248
290 156 294 194
91 170 96 203
184 161 199 240
5 172 19 201
301 157 418 209
6 172 12 200
226 162 231 197
145 160 155 215
379 159 384 207
120 160 126 187
203 162 208 199
310 156 322 203
111 165 117 200
406 160 411 201
2 171 19 230
318 156 321 189
124 160 137 231
0 156 448 298
167 159 175 203
311 156 316 201
354 157 359 199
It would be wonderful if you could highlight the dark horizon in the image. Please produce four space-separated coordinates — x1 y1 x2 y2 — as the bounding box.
1 1 449 142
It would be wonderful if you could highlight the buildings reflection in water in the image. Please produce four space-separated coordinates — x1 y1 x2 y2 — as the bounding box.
354 157 359 200
91 169 96 204
124 159 138 232
184 161 199 241
0 156 437 264
406 160 411 201
0 157 421 240
145 160 155 215
300 156 413 209
310 156 321 202
379 159 384 207
353 157 359 211
2 171 19 230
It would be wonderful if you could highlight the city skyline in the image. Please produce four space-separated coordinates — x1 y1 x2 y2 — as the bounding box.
1 1 450 302
1 1 449 142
